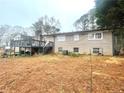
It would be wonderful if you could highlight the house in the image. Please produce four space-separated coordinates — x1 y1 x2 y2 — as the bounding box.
10 29 124 56
42 29 114 55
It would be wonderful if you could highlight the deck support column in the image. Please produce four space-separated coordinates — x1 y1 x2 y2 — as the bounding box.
30 47 32 56
19 47 21 56
14 47 15 56
24 47 26 56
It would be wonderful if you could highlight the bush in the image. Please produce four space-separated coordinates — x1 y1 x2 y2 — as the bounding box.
62 50 69 55
62 50 80 57
68 52 80 57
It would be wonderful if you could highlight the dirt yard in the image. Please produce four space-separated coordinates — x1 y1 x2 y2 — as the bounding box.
0 55 124 93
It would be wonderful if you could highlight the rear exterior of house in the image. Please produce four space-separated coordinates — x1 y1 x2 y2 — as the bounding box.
43 30 113 55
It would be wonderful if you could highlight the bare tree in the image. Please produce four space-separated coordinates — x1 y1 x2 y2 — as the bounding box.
0 25 29 47
0 25 10 46
89 9 97 30
32 15 61 36
73 9 97 31
74 14 89 31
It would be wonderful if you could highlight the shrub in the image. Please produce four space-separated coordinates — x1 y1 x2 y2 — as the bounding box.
62 50 69 55
68 52 80 57
62 50 80 57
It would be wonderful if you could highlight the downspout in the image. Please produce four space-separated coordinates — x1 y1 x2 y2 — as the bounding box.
112 30 115 56
53 35 55 53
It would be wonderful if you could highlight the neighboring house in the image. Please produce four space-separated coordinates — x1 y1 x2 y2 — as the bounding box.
43 30 114 55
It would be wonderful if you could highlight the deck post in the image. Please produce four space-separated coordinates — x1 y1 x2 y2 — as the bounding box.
53 35 55 53
30 47 32 56
14 41 15 56
24 47 26 56
14 47 15 56
19 47 21 56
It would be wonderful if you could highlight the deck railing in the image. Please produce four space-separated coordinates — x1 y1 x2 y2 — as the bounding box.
10 40 53 48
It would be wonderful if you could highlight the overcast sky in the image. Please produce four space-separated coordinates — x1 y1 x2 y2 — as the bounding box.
0 0 95 32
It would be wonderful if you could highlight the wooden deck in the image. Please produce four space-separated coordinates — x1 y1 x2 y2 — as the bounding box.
10 38 54 55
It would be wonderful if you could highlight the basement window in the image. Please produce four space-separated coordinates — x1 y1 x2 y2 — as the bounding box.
93 48 100 53
58 47 63 52
73 48 79 52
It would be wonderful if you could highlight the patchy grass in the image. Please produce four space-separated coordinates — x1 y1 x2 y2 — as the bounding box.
0 55 124 93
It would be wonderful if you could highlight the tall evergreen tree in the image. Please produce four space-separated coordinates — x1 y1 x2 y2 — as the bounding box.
95 0 124 29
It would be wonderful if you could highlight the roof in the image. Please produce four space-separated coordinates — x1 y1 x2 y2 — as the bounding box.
43 29 111 36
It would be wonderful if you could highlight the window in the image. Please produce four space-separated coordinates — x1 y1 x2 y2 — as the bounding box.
93 48 100 53
73 48 79 52
57 36 65 41
58 47 63 52
74 34 79 41
88 33 95 40
88 32 103 40
95 33 102 39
